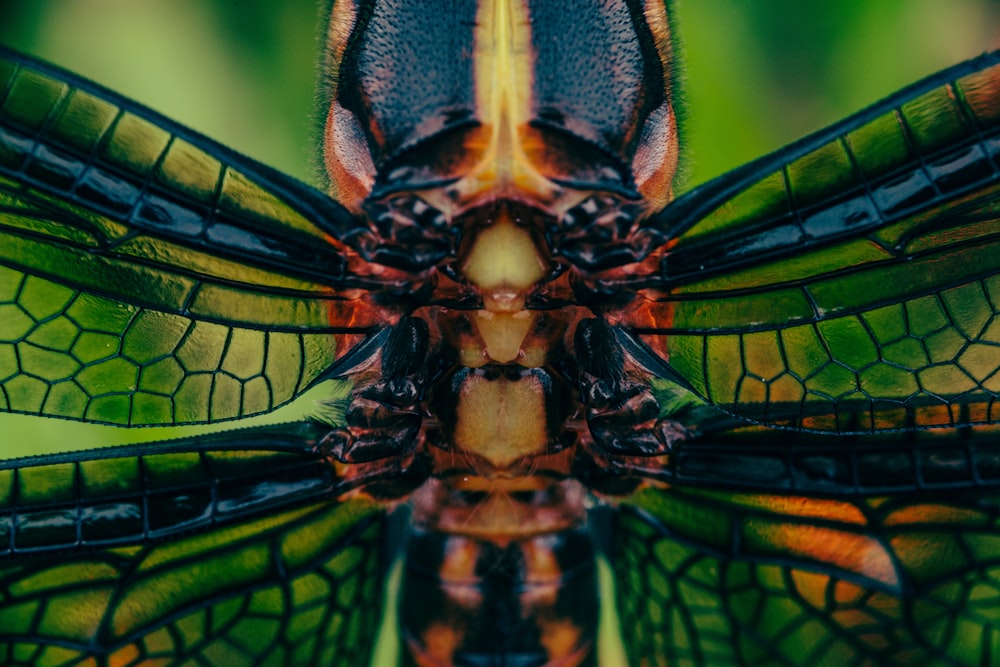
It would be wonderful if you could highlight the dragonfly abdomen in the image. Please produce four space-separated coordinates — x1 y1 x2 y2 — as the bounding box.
399 522 599 667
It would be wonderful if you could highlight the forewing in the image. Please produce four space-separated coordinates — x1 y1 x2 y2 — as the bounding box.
0 47 394 426
620 53 1000 433
0 423 390 666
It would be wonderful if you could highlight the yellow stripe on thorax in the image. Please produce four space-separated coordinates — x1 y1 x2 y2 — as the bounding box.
451 0 557 204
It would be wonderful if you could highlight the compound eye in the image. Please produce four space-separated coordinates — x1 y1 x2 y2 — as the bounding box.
521 123 638 199
372 123 486 198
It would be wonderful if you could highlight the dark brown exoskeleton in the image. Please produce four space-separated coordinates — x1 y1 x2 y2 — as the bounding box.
315 1 682 664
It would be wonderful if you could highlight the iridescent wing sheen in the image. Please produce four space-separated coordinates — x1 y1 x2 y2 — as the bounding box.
614 485 1000 667
0 423 388 666
0 47 392 427
611 54 1000 667
618 53 1000 434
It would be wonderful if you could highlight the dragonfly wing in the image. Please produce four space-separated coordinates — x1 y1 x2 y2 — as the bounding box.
0 48 400 427
610 56 1000 661
614 485 1000 666
616 53 1000 434
0 423 395 666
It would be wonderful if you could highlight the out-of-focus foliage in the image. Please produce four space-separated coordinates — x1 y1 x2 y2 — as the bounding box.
679 0 999 185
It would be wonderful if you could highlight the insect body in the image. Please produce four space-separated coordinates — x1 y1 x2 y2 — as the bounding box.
0 2 999 666
318 3 678 661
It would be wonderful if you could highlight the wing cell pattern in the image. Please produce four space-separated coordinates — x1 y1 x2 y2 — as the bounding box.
0 503 384 666
663 271 1000 432
616 486 1000 667
628 56 1000 433
0 424 347 552
0 266 338 425
0 424 385 666
0 50 388 426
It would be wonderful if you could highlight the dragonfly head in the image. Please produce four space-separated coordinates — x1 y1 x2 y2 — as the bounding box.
319 0 680 273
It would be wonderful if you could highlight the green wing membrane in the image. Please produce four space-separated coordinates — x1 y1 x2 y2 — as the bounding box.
629 53 1000 433
0 424 387 666
615 57 1000 663
0 48 388 426
615 485 1000 667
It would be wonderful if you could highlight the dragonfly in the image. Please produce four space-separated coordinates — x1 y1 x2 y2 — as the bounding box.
1 2 999 666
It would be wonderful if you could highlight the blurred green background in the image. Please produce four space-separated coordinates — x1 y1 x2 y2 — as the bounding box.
0 0 998 453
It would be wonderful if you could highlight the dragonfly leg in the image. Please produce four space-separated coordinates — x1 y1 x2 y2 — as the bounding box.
320 317 429 463
575 318 679 458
